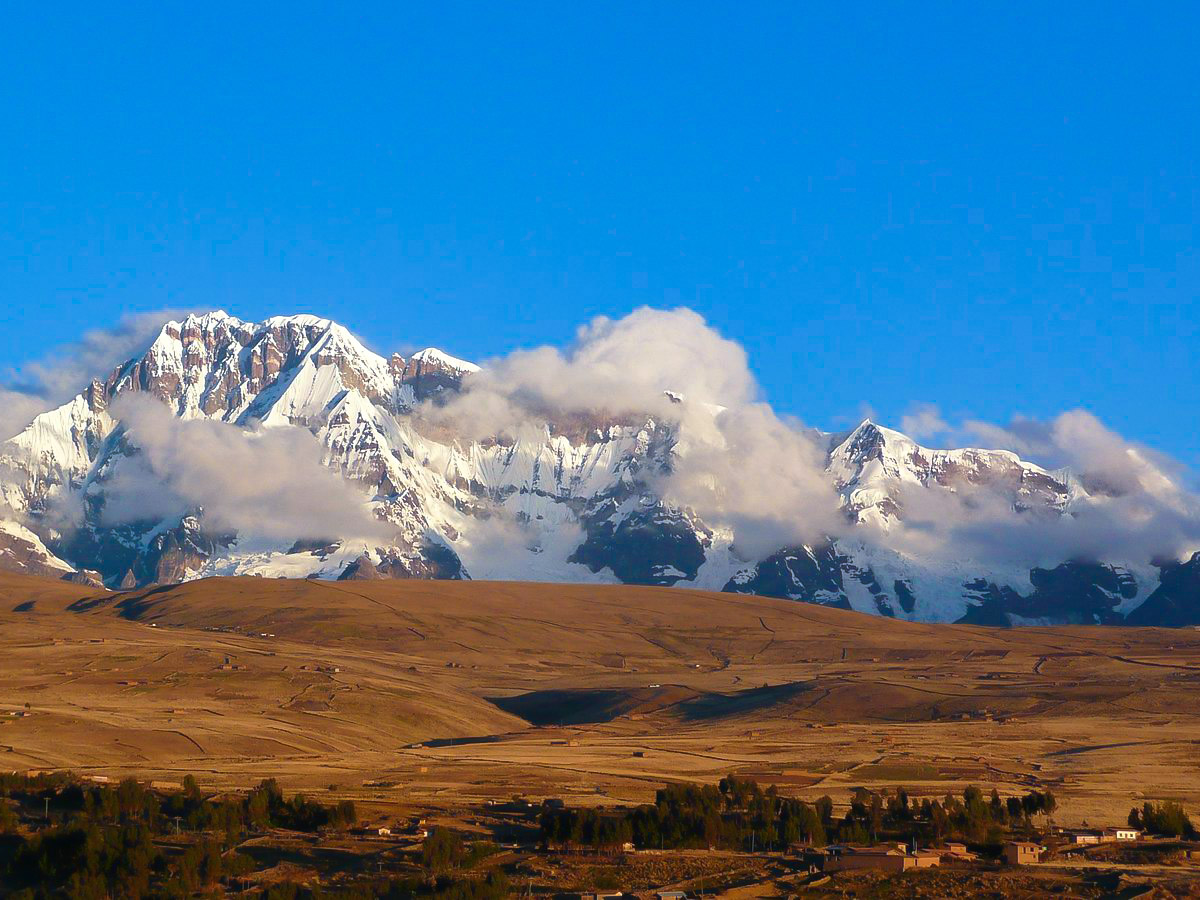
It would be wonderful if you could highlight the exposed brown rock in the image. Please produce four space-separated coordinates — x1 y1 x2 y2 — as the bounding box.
61 569 106 588
0 531 68 578
338 555 381 580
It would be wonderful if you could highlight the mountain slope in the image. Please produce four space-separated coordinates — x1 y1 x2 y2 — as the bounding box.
0 311 1195 626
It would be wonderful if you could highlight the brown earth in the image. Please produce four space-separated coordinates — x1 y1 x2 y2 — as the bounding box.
2 573 1200 827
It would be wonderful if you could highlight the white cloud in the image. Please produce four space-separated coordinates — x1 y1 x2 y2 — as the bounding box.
101 394 391 543
900 403 950 442
429 306 842 558
887 409 1200 567
664 404 842 558
427 307 757 440
1 308 194 440
7 304 1200 575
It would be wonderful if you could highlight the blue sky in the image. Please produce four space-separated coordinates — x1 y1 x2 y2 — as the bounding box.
1 4 1197 465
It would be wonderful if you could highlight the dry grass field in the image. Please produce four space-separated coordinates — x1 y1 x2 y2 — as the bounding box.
3 572 1200 829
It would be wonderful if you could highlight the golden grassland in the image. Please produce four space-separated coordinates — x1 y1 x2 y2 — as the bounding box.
2 573 1200 827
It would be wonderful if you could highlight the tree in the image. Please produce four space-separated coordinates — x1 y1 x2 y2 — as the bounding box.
422 827 463 873
200 839 222 886
869 794 884 839
990 789 1004 821
815 795 834 827
1140 801 1195 838
332 799 357 828
0 800 17 833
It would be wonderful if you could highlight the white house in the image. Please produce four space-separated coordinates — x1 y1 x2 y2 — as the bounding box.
1104 827 1140 842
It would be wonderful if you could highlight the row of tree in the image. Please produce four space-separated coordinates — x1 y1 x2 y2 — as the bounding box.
0 772 355 898
540 776 1063 851
1129 801 1196 838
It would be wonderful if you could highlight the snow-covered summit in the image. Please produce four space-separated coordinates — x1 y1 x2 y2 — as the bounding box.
0 311 1194 627
409 347 480 374
826 419 1070 528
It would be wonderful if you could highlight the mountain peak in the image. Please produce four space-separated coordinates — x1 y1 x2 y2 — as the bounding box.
409 347 480 374
834 418 914 461
0 309 1183 628
181 309 236 323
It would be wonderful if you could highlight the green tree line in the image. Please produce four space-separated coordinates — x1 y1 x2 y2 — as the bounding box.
0 772 355 898
540 775 1060 851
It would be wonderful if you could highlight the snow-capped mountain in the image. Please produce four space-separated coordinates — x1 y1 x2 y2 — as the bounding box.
2 311 1197 626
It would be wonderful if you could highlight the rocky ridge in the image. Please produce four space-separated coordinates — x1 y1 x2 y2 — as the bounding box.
1 311 1197 627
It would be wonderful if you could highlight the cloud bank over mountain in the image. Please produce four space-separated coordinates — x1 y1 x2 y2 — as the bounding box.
426 306 1200 569
428 307 843 557
0 309 195 442
99 395 391 543
0 305 1197 625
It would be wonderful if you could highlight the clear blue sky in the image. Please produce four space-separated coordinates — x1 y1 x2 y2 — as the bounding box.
1 4 1197 465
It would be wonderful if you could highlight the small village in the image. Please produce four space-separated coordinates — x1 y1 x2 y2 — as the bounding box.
6 768 1198 897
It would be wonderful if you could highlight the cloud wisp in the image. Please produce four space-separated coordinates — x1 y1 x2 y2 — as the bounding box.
4 305 1198 572
0 308 194 440
428 307 849 557
886 404 1200 568
432 311 1200 567
98 395 391 543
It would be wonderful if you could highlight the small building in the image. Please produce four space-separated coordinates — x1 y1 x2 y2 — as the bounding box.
656 893 688 900
912 849 941 868
1103 827 1140 842
1065 830 1101 845
374 826 391 836
1004 841 1042 865
939 841 977 863
820 845 937 873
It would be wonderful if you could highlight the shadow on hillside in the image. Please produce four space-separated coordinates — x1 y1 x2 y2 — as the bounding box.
488 680 814 726
676 680 813 721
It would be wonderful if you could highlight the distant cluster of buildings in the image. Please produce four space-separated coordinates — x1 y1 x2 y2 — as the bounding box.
796 825 1146 875
802 841 974 873
1004 825 1142 865
352 815 428 840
